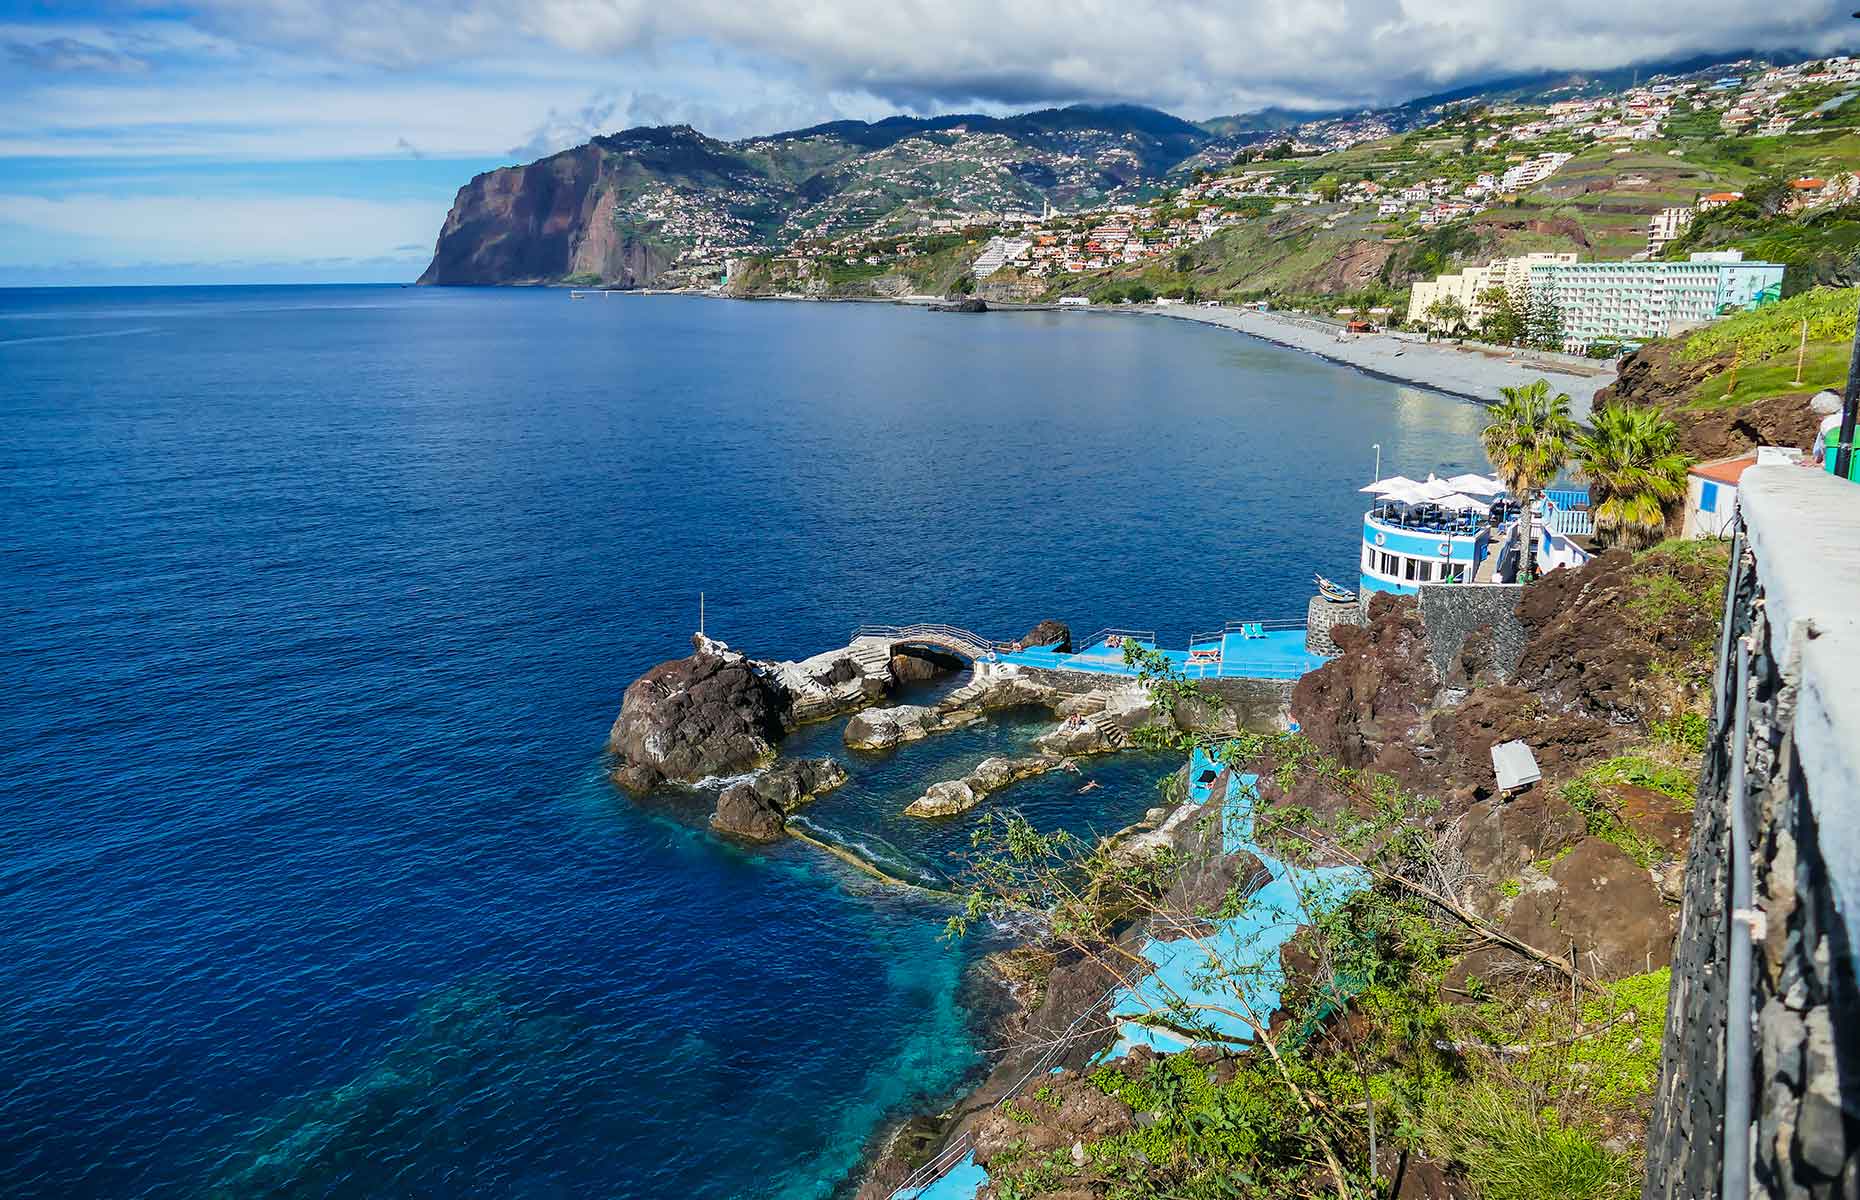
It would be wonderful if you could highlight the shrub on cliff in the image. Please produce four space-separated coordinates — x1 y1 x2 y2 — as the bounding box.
1573 404 1690 551
1679 284 1857 363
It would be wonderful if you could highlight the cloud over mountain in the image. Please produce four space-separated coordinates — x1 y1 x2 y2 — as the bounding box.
182 0 1857 116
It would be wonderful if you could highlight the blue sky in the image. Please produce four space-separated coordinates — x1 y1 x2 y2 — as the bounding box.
2 1 1854 286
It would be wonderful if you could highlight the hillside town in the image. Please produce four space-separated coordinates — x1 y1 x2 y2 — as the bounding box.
671 49 1858 360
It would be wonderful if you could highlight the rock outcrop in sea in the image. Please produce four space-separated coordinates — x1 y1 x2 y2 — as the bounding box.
1012 619 1072 652
711 758 849 841
904 755 1072 818
608 634 792 792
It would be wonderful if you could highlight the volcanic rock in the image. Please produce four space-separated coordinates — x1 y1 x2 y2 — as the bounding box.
711 783 785 841
1505 836 1678 977
843 704 943 751
709 757 848 840
906 780 980 818
608 636 791 792
1014 619 1073 652
904 754 1069 817
889 646 964 683
752 757 849 811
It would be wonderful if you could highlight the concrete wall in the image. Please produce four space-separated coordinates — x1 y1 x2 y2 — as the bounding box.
1415 583 1527 683
1644 468 1860 1199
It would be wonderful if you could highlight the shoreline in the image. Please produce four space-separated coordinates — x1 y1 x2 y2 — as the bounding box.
1103 304 1612 420
622 288 1616 420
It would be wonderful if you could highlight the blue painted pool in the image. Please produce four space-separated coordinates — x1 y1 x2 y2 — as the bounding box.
996 629 1328 682
1105 748 1366 1056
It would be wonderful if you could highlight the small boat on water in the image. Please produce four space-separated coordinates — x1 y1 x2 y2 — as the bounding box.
1315 574 1357 603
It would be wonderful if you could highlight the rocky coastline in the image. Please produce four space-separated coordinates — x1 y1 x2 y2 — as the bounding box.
602 538 1725 1198
605 619 1238 846
839 540 1723 1199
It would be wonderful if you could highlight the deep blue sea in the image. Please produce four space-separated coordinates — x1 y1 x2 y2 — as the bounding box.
0 287 1492 1199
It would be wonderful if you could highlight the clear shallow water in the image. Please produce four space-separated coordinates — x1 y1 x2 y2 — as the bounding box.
0 286 1491 1199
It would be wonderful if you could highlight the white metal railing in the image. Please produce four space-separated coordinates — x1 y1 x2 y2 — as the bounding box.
1073 627 1156 653
1188 618 1306 646
1543 507 1595 536
853 623 1003 657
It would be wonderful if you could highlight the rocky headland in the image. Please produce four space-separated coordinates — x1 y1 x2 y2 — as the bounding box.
607 621 1143 839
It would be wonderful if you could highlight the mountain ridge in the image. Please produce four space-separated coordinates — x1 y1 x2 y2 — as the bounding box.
418 49 1836 288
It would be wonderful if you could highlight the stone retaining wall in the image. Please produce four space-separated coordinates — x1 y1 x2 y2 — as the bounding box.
1643 468 1860 1198
1416 583 1526 683
1305 595 1359 654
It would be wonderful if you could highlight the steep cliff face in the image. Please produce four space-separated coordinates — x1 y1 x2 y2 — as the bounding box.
1593 339 1823 461
417 145 670 287
1287 543 1729 984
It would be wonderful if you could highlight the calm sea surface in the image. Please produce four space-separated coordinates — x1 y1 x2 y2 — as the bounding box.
0 287 1493 1198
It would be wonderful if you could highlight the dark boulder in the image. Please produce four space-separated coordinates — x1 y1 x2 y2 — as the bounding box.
1014 619 1072 653
711 783 785 841
608 637 791 792
889 646 964 683
932 297 989 313
1291 592 1438 778
751 757 849 812
708 757 849 841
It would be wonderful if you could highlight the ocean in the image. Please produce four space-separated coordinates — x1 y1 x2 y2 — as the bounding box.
0 286 1493 1198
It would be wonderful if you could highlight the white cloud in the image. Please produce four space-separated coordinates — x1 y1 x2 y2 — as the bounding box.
0 192 442 266
180 0 1860 116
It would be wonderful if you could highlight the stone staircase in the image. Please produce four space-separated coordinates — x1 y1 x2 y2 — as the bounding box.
771 662 840 723
847 637 894 677
1088 715 1131 750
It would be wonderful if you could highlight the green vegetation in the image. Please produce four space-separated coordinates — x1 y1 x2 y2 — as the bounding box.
1574 405 1691 550
1483 380 1578 580
1651 711 1710 754
1675 286 1858 409
1667 200 1860 291
1691 340 1849 409
1424 1084 1640 1200
1562 775 1664 867
1681 284 1858 362
1593 754 1700 806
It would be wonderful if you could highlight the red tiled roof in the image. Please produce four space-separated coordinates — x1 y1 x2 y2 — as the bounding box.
1703 191 1743 201
1691 454 1758 485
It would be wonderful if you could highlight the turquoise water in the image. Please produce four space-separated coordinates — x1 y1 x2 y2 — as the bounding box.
0 286 1491 1198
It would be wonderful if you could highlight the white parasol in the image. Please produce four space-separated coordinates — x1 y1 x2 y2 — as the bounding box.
1359 474 1422 495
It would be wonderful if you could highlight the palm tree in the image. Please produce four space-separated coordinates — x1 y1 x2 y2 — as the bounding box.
1481 379 1576 582
1574 404 1691 550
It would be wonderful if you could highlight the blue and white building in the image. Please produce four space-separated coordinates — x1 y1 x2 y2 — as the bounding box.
1357 473 1592 596
1527 250 1784 351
